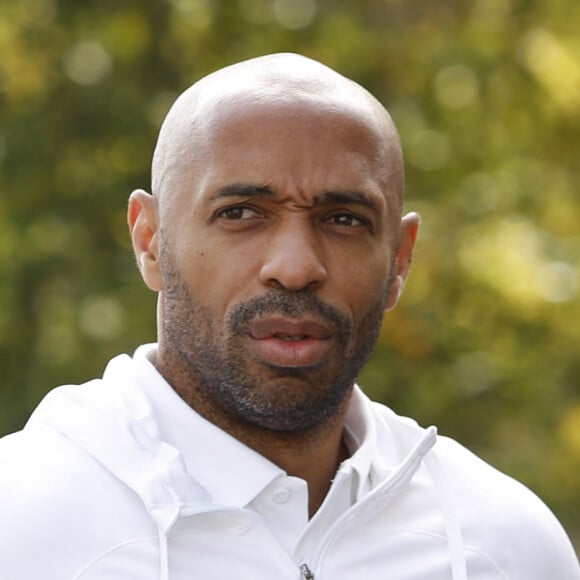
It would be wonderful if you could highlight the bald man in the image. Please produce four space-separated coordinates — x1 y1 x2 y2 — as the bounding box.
0 54 578 580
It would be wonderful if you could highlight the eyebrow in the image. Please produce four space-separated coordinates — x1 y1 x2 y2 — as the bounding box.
315 190 381 213
210 182 382 214
210 183 276 200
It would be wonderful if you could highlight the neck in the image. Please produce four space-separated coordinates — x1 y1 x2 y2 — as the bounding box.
191 394 352 518
230 411 351 517
150 347 352 517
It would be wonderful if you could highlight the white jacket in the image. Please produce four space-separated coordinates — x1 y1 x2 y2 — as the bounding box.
0 347 578 580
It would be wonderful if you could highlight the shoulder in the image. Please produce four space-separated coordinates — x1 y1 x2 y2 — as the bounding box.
433 435 580 578
0 426 154 580
366 401 578 577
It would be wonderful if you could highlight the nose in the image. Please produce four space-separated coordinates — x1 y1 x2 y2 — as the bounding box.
259 220 327 292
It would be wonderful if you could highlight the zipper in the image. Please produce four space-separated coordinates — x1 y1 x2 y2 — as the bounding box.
295 427 438 576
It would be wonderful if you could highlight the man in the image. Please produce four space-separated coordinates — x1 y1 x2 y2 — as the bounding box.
0 53 578 579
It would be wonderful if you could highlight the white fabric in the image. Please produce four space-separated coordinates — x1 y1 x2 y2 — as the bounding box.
134 344 369 554
0 344 578 580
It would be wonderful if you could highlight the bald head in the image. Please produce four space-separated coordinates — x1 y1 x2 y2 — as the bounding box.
151 53 404 219
128 53 420 444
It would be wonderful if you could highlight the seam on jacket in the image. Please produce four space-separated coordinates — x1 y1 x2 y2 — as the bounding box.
374 529 512 580
74 536 159 579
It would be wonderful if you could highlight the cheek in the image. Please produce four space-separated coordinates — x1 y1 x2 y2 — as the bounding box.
331 248 392 308
177 243 263 316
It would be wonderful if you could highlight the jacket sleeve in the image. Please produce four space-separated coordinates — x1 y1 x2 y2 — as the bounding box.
434 436 580 579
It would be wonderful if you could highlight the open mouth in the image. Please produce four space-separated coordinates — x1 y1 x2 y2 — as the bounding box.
247 316 334 368
275 334 308 341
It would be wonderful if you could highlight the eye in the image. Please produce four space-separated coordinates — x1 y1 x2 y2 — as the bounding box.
329 213 363 227
325 212 373 229
217 205 260 220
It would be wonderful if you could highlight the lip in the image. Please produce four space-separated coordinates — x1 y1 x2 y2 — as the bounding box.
247 316 335 368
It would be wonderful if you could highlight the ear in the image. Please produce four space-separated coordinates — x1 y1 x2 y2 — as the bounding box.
128 189 163 292
384 212 420 311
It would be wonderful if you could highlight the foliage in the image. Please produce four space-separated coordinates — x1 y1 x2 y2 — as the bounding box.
1 0 579 550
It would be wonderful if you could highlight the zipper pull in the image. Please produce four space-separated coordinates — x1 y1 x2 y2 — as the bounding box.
300 563 315 579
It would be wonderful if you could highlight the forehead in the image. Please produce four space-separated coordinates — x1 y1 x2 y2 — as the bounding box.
189 94 396 202
208 93 382 143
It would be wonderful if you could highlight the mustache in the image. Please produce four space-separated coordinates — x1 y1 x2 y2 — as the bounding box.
227 290 353 339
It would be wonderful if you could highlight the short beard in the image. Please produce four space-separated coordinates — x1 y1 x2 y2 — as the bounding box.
160 262 390 436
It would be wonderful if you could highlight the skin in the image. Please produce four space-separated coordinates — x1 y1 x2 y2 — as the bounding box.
128 53 419 516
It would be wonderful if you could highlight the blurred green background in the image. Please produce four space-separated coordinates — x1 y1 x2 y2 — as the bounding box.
1 0 579 551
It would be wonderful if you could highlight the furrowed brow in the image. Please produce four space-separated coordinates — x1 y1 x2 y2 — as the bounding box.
210 183 275 200
316 190 382 213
